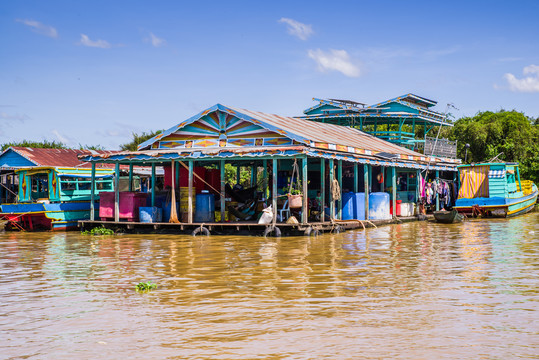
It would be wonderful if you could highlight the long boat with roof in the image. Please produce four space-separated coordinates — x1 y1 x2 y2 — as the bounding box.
0 166 115 231
454 162 538 218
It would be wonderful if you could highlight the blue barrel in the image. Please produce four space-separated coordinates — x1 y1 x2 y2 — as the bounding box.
162 201 179 222
369 192 390 220
341 192 355 220
139 206 163 223
354 192 366 220
194 193 215 222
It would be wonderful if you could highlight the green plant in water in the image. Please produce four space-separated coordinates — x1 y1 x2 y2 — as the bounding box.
82 226 114 235
135 282 157 292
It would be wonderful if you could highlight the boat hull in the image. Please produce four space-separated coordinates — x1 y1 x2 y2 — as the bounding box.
0 202 99 231
454 190 538 218
433 209 464 223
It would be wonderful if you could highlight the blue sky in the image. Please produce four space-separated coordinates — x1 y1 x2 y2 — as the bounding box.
1 0 538 149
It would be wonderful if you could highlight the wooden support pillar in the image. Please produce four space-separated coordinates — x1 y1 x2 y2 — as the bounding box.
417 169 421 204
302 157 308 224
128 163 133 192
329 159 335 220
263 159 268 201
392 166 397 218
435 170 440 211
90 162 96 221
114 162 120 223
220 160 225 223
364 164 370 220
272 158 278 223
175 161 180 190
320 158 325 222
151 163 156 207
337 160 342 220
354 162 358 193
251 162 257 187
236 165 241 185
188 160 194 224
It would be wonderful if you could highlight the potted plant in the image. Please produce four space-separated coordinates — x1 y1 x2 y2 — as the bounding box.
286 182 303 209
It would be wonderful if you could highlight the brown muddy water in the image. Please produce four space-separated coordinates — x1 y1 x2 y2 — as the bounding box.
1 212 538 359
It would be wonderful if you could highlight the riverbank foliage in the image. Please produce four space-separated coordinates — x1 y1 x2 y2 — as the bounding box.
448 110 539 183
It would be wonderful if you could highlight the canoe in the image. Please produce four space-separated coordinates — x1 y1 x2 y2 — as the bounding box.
433 209 464 223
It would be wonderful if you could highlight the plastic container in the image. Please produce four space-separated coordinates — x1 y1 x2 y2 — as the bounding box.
162 201 179 222
354 192 366 220
341 192 355 220
139 206 162 223
369 192 390 220
400 202 413 216
99 191 148 221
194 192 215 222
389 199 402 216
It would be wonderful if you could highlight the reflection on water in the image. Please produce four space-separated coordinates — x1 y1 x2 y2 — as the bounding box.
1 213 538 359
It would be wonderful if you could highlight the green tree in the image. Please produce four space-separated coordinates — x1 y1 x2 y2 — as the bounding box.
1 140 67 151
448 110 539 183
120 130 163 151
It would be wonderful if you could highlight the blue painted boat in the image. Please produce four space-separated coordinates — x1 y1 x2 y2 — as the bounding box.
454 162 538 218
0 167 114 231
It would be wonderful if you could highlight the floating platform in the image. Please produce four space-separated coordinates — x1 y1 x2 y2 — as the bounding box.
78 215 429 237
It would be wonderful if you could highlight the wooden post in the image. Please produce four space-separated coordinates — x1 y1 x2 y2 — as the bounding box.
338 160 342 220
417 169 421 208
151 163 156 207
364 164 369 220
263 159 268 201
220 160 225 223
392 166 397 217
329 159 335 220
272 158 278 223
435 170 440 210
90 162 96 221
354 163 358 193
251 162 257 187
236 165 241 185
114 162 120 223
302 157 308 224
128 163 133 192
188 160 193 224
169 160 179 223
320 158 325 222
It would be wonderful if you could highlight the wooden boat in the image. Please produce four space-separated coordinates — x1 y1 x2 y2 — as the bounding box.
0 166 114 231
433 209 464 223
454 162 538 218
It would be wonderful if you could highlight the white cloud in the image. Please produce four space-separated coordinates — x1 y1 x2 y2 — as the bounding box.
16 19 58 38
148 32 166 47
307 49 361 77
51 129 72 144
0 112 30 122
279 18 313 40
79 34 111 49
504 64 539 92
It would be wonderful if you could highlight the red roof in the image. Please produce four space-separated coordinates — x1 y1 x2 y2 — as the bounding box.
4 147 119 168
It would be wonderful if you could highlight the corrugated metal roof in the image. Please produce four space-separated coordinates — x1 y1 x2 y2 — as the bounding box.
228 106 424 158
1 147 119 168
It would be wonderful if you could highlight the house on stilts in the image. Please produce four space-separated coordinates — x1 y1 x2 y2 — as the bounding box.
78 100 460 237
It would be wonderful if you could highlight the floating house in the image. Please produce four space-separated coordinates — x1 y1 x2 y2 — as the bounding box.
302 94 457 157
79 101 460 236
0 147 121 230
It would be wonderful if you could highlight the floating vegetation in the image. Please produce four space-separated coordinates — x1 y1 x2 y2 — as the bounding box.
135 282 157 292
82 226 114 236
